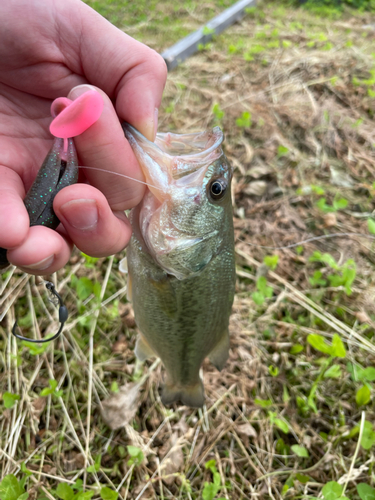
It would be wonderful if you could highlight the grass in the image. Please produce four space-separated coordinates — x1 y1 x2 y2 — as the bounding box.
2 0 375 499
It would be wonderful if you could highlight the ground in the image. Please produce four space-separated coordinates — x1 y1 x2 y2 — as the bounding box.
1 1 375 499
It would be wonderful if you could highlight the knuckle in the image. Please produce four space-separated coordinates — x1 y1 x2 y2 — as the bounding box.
144 49 168 82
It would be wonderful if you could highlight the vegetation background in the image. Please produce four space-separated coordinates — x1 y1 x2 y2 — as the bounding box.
1 0 375 499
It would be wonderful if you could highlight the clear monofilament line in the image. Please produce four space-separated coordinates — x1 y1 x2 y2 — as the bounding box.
78 165 163 191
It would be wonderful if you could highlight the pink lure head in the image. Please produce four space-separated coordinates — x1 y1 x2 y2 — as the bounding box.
49 90 103 138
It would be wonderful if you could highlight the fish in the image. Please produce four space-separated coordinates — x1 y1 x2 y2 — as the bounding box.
122 123 236 408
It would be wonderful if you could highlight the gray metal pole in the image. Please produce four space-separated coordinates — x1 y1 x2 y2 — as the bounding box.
161 0 256 71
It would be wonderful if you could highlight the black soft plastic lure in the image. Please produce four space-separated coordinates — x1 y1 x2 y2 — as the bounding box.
1 137 77 343
0 137 78 268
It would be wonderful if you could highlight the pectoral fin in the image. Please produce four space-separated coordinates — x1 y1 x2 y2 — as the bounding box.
135 333 156 362
208 330 230 371
161 379 205 408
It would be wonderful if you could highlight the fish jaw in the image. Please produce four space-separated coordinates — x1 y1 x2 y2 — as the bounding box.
124 123 232 279
123 123 171 201
123 123 224 196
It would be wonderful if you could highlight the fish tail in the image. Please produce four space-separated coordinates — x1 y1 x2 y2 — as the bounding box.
161 379 205 408
208 330 230 371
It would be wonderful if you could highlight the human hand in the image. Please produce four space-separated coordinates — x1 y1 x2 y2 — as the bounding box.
0 0 167 275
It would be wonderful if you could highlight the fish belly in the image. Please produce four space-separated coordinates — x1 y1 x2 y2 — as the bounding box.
127 227 235 407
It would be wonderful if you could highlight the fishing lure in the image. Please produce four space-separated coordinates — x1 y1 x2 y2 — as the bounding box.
1 90 103 342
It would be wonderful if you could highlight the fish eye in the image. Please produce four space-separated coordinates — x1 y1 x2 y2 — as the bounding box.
209 179 227 201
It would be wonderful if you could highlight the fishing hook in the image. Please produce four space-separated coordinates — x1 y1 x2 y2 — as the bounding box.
12 282 69 343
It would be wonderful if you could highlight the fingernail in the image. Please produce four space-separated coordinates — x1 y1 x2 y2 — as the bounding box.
141 108 159 142
23 255 55 271
153 108 159 141
69 84 98 100
60 199 99 230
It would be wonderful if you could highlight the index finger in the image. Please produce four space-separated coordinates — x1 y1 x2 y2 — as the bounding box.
57 1 168 141
67 86 146 211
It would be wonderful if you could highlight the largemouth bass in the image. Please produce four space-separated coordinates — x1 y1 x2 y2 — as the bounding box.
122 124 236 408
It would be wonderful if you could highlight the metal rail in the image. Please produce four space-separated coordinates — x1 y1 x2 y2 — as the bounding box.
161 0 256 71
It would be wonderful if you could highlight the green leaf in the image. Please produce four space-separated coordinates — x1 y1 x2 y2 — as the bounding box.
356 385 371 406
274 418 289 433
290 344 303 354
368 219 375 235
315 197 333 212
3 392 20 409
17 494 28 500
202 26 215 35
256 276 273 297
348 364 375 382
264 255 279 270
0 475 25 500
75 493 94 500
294 473 311 483
361 421 375 450
212 103 224 121
93 282 102 300
76 277 94 301
21 340 49 356
307 334 346 358
49 379 58 391
127 445 144 466
256 276 267 293
202 481 220 500
309 251 339 269
56 483 74 500
277 145 289 157
281 484 290 495
204 459 217 471
40 388 53 397
362 367 375 381
41 379 60 398
322 481 343 500
268 411 289 433
251 291 265 305
20 464 32 477
282 40 292 48
307 334 333 355
332 197 348 211
309 270 327 287
268 365 279 377
111 381 119 393
100 487 118 500
81 252 100 269
235 111 252 128
321 253 340 269
87 455 101 473
357 483 375 500
127 445 141 457
291 445 309 457
330 335 346 358
254 398 272 408
311 184 325 195
324 364 342 379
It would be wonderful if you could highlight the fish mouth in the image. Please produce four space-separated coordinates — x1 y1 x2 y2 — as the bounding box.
123 123 224 181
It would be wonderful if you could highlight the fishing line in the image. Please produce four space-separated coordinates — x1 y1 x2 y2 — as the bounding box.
237 232 375 250
78 165 164 192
